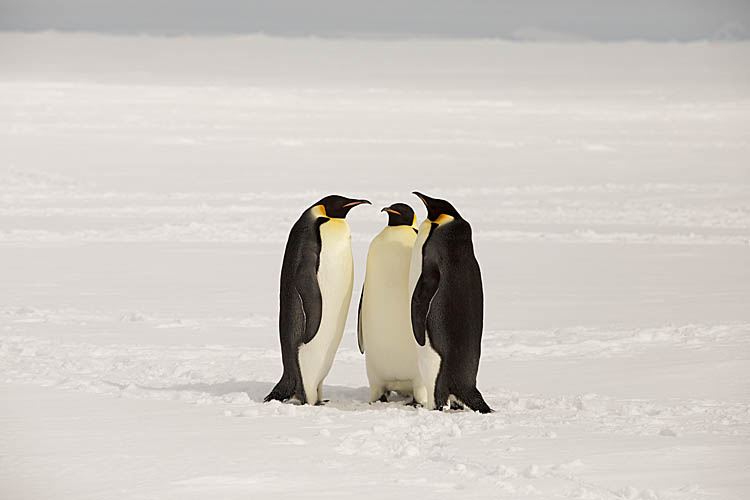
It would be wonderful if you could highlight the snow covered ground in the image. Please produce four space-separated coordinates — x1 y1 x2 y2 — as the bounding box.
1 33 749 499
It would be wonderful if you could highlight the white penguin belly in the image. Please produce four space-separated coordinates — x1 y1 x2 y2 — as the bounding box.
361 227 419 395
409 219 442 409
298 219 353 404
416 334 442 410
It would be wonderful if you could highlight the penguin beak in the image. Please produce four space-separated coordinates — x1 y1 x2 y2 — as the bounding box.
413 191 440 222
342 199 371 208
412 191 430 208
381 207 401 215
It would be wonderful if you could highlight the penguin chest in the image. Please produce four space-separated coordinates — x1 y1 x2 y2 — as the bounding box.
317 220 354 337
298 219 353 392
362 227 417 381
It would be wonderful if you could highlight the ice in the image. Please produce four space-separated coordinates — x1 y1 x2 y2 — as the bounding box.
0 32 749 499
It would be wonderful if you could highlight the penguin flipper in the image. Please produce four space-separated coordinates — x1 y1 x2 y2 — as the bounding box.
411 265 440 346
295 255 323 345
356 285 365 354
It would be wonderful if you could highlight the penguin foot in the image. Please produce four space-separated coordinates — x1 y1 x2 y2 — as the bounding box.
314 399 330 406
458 387 493 414
450 401 465 411
264 375 297 403
264 393 292 404
369 394 388 404
405 398 421 408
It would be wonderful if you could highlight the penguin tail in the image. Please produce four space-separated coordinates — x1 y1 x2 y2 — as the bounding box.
264 372 297 403
457 386 493 414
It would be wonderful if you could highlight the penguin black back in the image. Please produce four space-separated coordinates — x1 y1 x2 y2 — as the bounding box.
266 211 325 403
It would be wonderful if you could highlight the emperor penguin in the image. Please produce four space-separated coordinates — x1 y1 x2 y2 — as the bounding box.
265 195 371 405
357 203 424 404
408 191 492 413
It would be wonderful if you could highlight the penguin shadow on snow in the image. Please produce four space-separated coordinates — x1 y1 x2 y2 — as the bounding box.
257 384 423 411
134 380 275 401
132 381 489 412
136 380 387 410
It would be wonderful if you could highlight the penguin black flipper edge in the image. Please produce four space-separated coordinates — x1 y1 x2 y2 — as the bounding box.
357 286 365 354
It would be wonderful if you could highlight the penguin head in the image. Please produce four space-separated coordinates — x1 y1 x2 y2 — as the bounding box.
381 203 417 227
412 191 461 222
313 195 371 219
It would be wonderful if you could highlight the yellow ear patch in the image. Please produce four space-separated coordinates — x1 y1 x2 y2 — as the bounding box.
311 204 327 218
412 214 418 227
434 214 454 225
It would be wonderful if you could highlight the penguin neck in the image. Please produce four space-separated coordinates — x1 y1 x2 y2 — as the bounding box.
310 206 350 241
417 218 432 236
381 224 417 239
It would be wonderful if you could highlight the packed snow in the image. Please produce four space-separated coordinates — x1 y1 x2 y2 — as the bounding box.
1 33 749 499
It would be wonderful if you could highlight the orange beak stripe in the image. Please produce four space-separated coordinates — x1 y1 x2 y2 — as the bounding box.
342 201 365 208
384 208 401 215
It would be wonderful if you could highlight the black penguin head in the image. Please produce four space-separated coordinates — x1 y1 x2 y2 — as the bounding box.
313 195 371 219
381 203 416 227
412 191 461 222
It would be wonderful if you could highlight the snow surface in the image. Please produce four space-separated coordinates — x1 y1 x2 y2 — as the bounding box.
1 33 749 499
